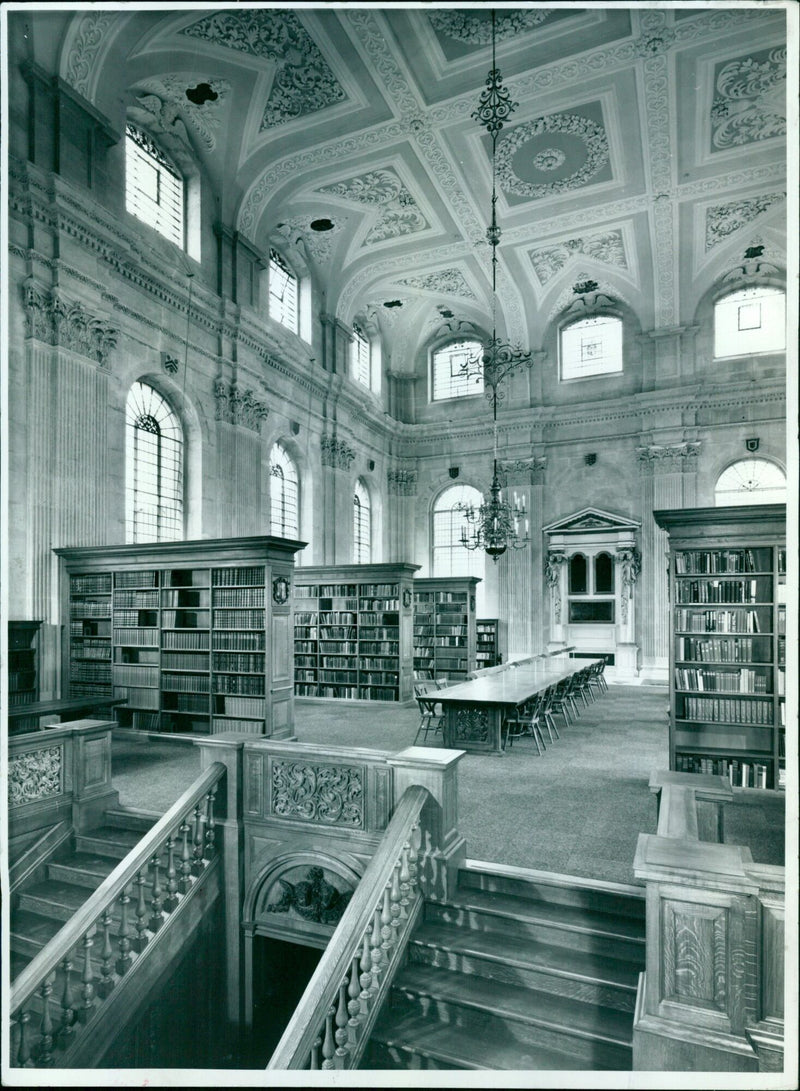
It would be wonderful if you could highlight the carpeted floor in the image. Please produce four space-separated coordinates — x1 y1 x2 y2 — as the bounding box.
110 684 785 885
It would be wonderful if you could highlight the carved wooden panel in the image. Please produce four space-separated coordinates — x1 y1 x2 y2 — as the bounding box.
9 745 64 805
761 902 784 1021
452 707 491 743
268 759 365 829
84 737 106 788
244 751 264 815
272 613 290 681
663 900 728 1012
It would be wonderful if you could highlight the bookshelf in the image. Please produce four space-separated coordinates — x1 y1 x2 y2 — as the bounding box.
412 578 479 682
476 619 500 669
56 536 304 736
654 504 786 790
8 621 42 732
292 563 419 702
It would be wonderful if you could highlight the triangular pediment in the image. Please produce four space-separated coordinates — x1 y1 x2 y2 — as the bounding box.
543 507 641 534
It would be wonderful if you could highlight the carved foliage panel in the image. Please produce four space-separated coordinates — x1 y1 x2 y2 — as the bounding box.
9 745 64 806
452 707 492 745
270 758 366 829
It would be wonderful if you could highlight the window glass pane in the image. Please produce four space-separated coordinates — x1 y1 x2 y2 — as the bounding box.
594 552 614 594
714 287 785 358
432 341 484 401
269 443 299 537
353 479 371 563
714 459 787 506
125 381 183 543
560 316 623 380
352 324 371 388
569 554 587 594
125 125 184 249
269 249 299 333
432 485 485 580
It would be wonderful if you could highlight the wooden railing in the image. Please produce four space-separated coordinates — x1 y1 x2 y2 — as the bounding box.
267 784 430 1070
9 762 225 1068
633 771 786 1074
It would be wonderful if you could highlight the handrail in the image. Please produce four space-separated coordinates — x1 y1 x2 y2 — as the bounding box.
10 761 225 1066
268 783 429 1070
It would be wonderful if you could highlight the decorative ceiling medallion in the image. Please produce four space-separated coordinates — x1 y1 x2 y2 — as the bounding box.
428 9 552 44
532 148 566 172
180 11 346 130
132 75 231 151
496 114 610 199
705 193 785 251
316 168 428 245
396 269 477 300
710 47 786 152
530 230 627 285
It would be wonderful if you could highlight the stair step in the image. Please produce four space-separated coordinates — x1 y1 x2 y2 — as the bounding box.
48 851 121 890
9 909 64 959
17 879 94 922
409 921 640 1013
459 862 645 923
425 889 644 962
103 808 159 833
367 1008 599 1071
74 827 145 858
387 962 632 1069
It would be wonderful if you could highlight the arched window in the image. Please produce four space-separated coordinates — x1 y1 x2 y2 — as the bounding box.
125 124 184 248
569 554 587 594
125 381 184 543
714 287 785 359
268 249 299 333
560 315 623 381
269 443 299 537
353 479 371 563
594 552 614 594
352 323 371 388
432 485 485 579
431 340 483 401
715 459 787 506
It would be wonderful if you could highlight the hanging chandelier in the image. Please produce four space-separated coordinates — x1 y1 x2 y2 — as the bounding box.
458 10 533 562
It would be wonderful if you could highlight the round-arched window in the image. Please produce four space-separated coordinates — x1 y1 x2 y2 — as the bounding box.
125 381 184 543
713 287 785 359
715 459 786 506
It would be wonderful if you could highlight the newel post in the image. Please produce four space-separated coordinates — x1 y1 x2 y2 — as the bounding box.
193 734 247 1037
387 747 466 902
70 720 119 833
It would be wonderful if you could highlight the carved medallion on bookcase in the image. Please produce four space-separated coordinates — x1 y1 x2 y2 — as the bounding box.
637 443 701 475
269 760 365 829
213 380 269 433
9 747 63 806
272 576 290 606
181 10 346 130
452 708 491 744
22 282 118 366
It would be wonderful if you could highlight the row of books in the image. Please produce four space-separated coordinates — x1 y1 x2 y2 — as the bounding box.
675 667 769 694
211 566 265 586
414 592 469 604
74 645 112 660
675 753 770 788
112 665 159 687
71 601 111 617
114 590 159 607
161 672 211 693
72 622 111 637
213 652 264 672
114 609 158 627
674 549 770 574
213 609 264 629
162 652 210 671
213 673 265 695
114 686 157 708
359 598 400 611
676 579 769 605
680 696 774 724
318 626 357 639
163 630 211 650
296 584 357 597
359 612 400 625
164 693 209 712
115 571 158 588
70 663 112 683
213 631 265 650
677 636 768 663
359 627 399 640
675 609 762 633
71 575 112 593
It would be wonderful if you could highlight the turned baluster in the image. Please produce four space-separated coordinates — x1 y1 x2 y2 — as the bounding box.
78 930 95 1023
163 836 179 912
389 860 403 934
369 906 383 991
37 975 55 1066
133 868 149 952
98 908 115 997
204 785 217 858
59 956 76 1042
149 851 164 931
398 841 412 917
178 818 193 893
191 802 205 875
408 821 420 894
320 1004 336 1069
380 884 393 964
333 977 350 1067
15 1008 32 1067
346 951 363 1052
309 1034 322 1070
358 924 374 1016
116 888 133 975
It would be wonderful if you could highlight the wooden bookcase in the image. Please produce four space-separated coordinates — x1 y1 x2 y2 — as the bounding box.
293 563 419 702
56 536 304 737
654 504 786 790
476 619 500 669
412 578 479 682
8 621 42 731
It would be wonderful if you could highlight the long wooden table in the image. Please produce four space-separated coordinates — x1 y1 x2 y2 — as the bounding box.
435 657 601 754
8 696 124 733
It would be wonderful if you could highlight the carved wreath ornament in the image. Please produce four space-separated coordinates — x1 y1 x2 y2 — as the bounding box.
271 760 364 827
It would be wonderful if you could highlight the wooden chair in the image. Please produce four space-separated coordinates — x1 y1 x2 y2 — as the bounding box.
413 684 442 745
538 686 560 743
586 659 608 695
502 695 546 754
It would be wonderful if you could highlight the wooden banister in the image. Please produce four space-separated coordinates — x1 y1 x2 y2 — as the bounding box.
10 761 226 1063
267 784 430 1070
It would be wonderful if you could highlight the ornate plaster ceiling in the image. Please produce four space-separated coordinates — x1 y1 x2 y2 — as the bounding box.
43 5 788 367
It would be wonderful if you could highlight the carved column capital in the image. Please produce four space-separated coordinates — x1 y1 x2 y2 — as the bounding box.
388 468 417 496
214 380 269 433
22 279 118 367
637 442 701 475
321 435 356 471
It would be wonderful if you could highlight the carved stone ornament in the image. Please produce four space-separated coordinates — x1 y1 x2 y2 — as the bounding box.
9 746 63 806
316 167 428 245
530 230 627 286
266 865 353 925
705 194 784 252
272 575 290 605
637 443 701 475
321 436 356 471
498 457 546 482
402 588 412 610
388 468 418 495
270 760 364 828
544 551 567 623
161 352 180 375
495 113 610 200
616 547 641 624
22 281 118 367
711 47 786 152
214 380 269 433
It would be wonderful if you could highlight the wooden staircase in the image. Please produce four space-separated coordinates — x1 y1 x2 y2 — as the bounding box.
363 862 646 1071
10 809 156 981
